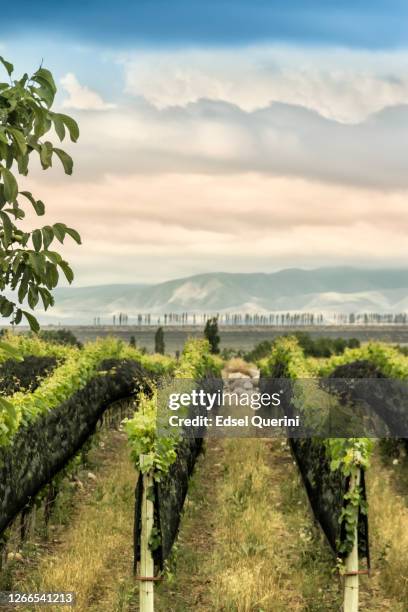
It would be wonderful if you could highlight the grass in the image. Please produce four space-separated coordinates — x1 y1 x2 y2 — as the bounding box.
156 438 342 611
156 437 408 611
6 429 138 612
362 444 408 610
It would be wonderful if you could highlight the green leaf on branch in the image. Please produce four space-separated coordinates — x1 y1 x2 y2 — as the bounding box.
42 226 54 249
32 229 42 252
17 154 29 176
20 191 46 216
53 148 73 175
52 223 66 243
51 114 66 141
34 68 57 96
0 297 14 317
30 104 48 139
18 278 29 303
0 56 14 76
4 206 25 220
58 260 74 283
13 309 23 325
1 167 18 202
35 199 46 216
31 68 57 108
7 128 27 156
0 211 13 246
11 252 23 274
45 262 59 289
58 114 80 143
29 252 45 277
39 142 53 169
38 286 54 310
65 227 81 244
28 285 39 309
22 310 40 333
44 250 62 265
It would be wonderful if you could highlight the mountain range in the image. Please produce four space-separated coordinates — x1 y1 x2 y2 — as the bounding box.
32 267 408 324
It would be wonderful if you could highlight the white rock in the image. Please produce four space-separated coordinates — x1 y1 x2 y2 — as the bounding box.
227 372 250 379
249 368 260 378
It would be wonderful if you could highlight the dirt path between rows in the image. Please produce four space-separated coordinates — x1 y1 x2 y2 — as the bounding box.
155 363 342 610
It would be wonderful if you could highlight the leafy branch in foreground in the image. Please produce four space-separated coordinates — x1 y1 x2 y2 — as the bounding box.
0 56 81 332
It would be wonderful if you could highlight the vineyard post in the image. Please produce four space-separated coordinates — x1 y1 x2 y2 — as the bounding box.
139 454 155 612
343 467 361 612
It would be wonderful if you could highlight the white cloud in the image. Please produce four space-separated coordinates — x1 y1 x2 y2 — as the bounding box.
121 45 408 123
60 73 116 111
18 45 408 284
59 99 408 189
21 172 408 285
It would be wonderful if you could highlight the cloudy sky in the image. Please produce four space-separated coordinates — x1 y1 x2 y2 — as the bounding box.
1 1 408 285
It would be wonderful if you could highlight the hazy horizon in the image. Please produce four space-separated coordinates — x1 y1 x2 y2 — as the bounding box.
15 267 408 325
51 265 408 290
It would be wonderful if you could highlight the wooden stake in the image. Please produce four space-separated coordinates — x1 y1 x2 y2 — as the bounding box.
139 455 155 612
344 468 361 612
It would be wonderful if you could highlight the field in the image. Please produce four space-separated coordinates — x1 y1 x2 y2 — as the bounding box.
1 329 408 611
9 324 408 353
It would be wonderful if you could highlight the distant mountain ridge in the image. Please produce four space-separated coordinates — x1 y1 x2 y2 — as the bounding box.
32 267 408 324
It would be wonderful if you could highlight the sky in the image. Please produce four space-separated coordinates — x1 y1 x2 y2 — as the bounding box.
1 1 408 285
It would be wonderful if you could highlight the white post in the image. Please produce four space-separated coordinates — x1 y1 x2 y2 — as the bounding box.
343 468 361 612
139 455 155 612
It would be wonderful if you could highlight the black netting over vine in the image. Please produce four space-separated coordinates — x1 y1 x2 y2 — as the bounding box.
260 374 369 560
134 374 223 570
0 359 151 535
290 438 369 561
324 360 408 439
0 355 58 396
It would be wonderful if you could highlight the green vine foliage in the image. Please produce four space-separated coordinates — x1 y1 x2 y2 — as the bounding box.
317 342 408 379
0 336 175 447
0 329 72 363
125 338 223 480
0 57 81 333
